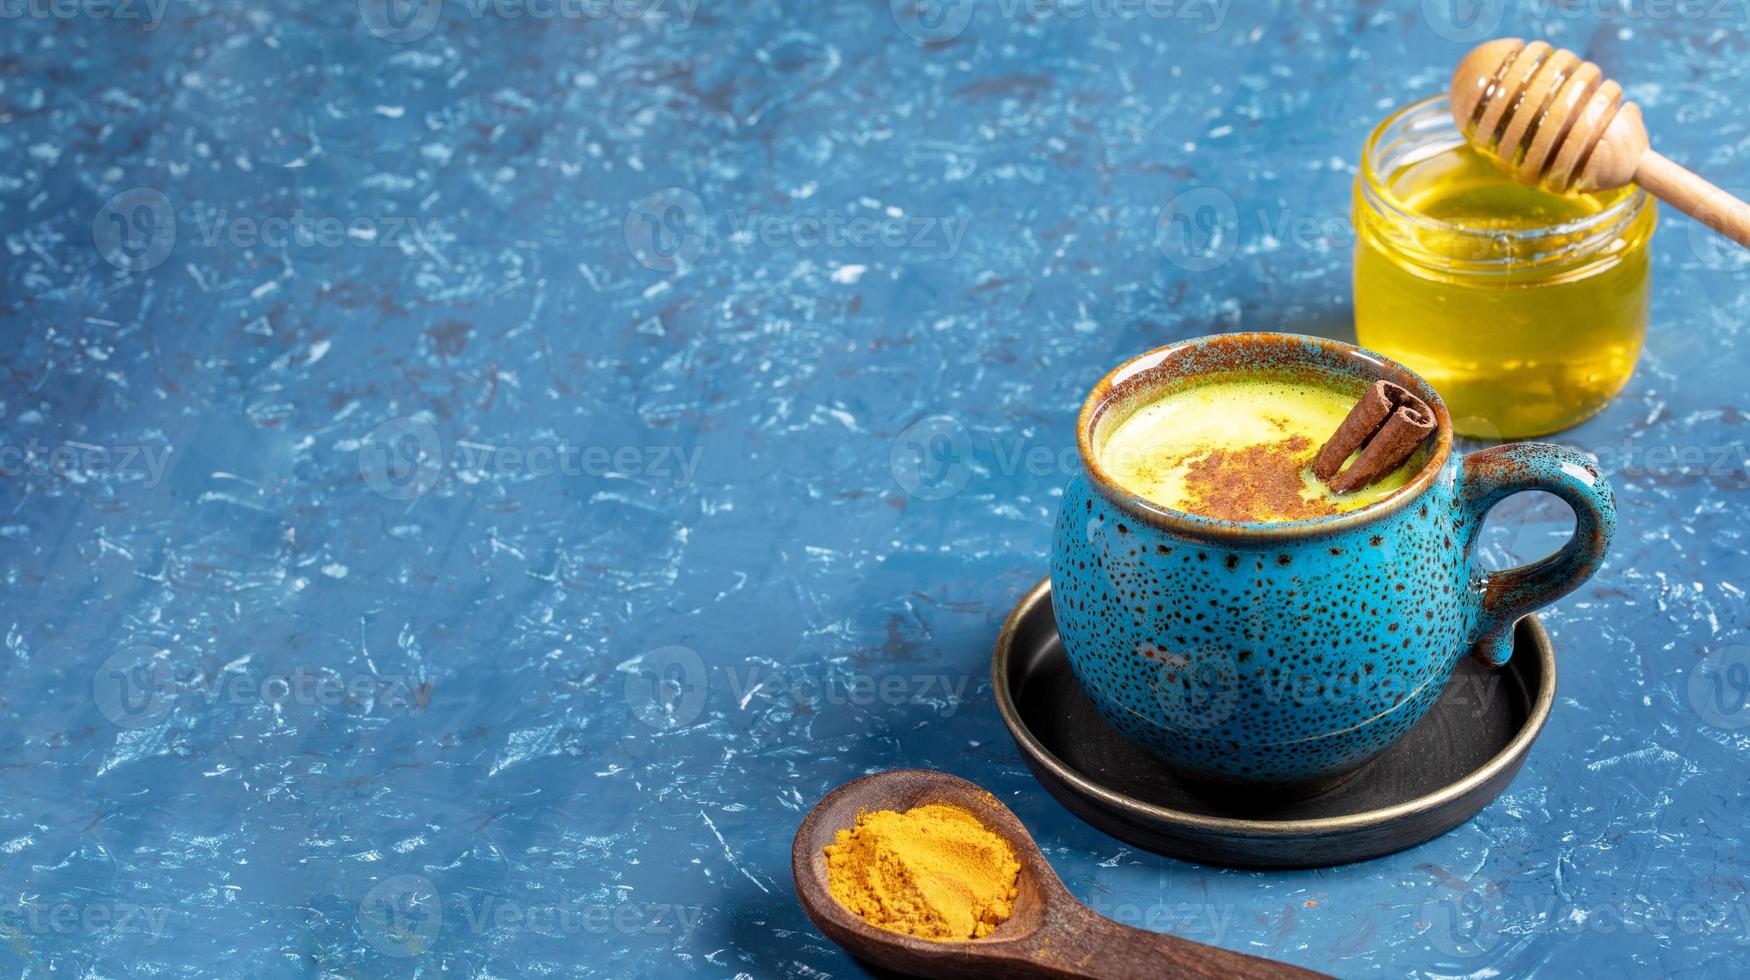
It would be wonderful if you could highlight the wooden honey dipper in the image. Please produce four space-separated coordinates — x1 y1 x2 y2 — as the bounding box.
1451 38 1750 248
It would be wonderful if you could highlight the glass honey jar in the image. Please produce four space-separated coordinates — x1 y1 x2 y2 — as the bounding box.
1353 95 1657 438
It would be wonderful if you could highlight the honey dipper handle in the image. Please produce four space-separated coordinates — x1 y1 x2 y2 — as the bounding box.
1635 150 1750 250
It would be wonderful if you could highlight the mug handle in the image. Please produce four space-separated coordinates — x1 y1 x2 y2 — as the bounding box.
1457 443 1616 667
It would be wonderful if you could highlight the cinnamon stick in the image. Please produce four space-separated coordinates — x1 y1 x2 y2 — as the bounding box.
1311 381 1394 481
1314 380 1436 493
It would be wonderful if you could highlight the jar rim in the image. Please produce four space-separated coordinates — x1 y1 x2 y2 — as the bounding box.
1357 94 1649 263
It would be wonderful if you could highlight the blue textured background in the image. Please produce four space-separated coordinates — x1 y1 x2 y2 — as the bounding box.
4 1 1749 976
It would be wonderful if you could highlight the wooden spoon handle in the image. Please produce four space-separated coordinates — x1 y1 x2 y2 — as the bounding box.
1016 901 1332 980
1635 149 1750 249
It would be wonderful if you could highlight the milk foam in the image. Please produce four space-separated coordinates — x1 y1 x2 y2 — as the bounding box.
1099 376 1415 520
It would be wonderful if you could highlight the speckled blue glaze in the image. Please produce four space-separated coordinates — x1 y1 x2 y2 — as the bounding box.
1050 335 1615 788
4 1 1750 976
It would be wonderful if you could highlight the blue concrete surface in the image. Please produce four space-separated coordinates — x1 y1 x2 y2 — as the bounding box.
3 1 1748 976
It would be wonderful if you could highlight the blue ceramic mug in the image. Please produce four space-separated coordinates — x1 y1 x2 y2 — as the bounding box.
1049 333 1614 793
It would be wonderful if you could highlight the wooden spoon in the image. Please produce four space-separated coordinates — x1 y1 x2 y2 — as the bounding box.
1450 37 1750 249
791 769 1331 979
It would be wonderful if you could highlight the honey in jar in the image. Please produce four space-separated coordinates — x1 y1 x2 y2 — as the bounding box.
1353 95 1656 438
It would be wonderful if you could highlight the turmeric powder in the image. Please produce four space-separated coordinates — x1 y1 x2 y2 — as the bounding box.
823 802 1021 941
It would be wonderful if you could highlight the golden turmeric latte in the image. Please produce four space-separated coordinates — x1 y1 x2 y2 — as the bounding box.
823 802 1020 941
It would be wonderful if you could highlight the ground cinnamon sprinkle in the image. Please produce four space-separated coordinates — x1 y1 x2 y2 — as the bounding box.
1181 433 1338 522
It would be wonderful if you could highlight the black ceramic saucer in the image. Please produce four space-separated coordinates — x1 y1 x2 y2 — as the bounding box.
993 578 1554 869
